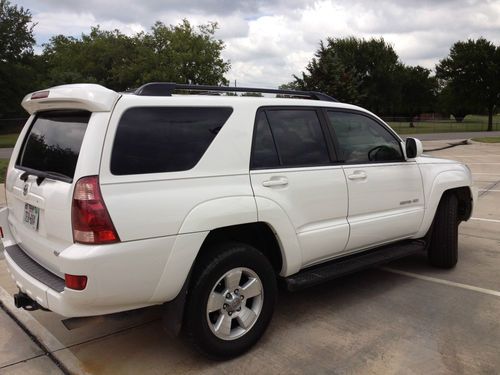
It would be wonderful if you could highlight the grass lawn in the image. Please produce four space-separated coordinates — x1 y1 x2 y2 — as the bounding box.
0 133 19 148
472 137 500 143
388 114 500 134
0 159 8 183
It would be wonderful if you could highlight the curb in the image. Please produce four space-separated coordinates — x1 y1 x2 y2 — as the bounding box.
0 287 89 375
423 139 470 152
466 139 500 145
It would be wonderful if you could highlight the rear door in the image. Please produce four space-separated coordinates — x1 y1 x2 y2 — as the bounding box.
326 110 425 252
250 107 349 267
5 111 91 276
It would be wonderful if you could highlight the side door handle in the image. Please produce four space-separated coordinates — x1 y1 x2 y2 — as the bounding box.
347 171 367 180
262 177 289 187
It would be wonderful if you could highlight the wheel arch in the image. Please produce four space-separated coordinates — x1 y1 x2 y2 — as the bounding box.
415 167 475 238
195 222 284 275
162 222 284 337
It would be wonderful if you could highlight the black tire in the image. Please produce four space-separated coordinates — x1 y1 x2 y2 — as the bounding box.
185 242 277 359
428 192 459 268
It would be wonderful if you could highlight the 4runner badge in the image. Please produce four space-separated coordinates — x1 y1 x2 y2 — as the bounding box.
23 183 29 196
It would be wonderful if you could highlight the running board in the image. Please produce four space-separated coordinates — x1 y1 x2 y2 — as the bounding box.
284 240 426 292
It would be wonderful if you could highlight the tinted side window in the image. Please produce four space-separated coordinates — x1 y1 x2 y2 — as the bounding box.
17 110 90 180
327 111 403 163
251 112 280 169
266 109 330 167
111 107 232 175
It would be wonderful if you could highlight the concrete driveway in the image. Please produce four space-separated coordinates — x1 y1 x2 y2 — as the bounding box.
1 140 499 374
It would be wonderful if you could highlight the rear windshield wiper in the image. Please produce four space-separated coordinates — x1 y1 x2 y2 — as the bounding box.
18 168 73 185
43 171 73 183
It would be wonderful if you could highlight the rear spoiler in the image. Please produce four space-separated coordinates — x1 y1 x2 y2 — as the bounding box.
22 84 121 115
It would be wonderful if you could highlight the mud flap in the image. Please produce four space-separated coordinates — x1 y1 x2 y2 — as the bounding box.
162 272 191 337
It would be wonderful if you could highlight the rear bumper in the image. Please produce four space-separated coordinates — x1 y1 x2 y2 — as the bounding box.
2 230 208 318
4 245 154 316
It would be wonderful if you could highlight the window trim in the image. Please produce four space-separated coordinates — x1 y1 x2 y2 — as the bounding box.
250 106 339 171
324 108 406 165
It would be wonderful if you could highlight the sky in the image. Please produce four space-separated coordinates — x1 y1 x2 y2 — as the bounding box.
15 0 500 88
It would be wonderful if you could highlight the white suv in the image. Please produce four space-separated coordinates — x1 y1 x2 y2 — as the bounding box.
1 83 476 358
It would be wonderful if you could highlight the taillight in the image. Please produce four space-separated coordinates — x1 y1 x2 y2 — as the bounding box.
72 176 120 244
65 274 88 290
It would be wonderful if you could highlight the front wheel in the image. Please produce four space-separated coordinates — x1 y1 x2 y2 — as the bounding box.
185 243 277 359
428 192 459 268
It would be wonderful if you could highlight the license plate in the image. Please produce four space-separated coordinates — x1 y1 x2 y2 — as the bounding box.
23 203 39 231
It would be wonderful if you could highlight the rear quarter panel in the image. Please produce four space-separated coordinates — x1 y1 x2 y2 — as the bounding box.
99 96 257 241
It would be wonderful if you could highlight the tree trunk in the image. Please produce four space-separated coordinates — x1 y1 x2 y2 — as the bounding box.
488 106 493 131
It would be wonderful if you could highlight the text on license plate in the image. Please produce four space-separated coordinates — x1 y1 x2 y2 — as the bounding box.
23 203 39 231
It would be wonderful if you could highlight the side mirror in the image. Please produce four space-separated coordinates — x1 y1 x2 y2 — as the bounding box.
405 138 423 159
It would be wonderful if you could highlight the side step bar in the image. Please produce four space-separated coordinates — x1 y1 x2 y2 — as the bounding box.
284 240 426 291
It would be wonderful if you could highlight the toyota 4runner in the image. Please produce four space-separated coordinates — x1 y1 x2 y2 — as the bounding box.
0 83 476 358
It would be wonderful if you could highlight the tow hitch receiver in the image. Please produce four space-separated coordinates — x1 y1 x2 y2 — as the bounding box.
13 291 43 311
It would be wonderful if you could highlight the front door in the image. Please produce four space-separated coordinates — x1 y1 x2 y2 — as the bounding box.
326 110 425 252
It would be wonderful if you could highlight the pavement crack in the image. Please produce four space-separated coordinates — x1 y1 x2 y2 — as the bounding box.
0 353 46 370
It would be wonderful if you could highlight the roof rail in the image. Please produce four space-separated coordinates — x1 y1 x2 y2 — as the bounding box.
134 82 338 102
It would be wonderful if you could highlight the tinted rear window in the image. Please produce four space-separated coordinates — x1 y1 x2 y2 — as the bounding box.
111 107 233 175
17 111 90 180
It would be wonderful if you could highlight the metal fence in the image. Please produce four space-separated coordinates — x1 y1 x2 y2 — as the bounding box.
381 116 500 135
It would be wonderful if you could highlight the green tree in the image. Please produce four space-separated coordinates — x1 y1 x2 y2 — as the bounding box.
293 40 362 104
42 19 230 91
278 81 300 90
437 84 476 123
399 65 438 126
42 29 142 90
436 38 500 130
0 0 37 117
141 20 230 85
0 0 35 61
293 37 403 115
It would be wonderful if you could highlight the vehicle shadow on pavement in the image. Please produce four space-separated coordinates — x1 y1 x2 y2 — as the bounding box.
63 269 424 375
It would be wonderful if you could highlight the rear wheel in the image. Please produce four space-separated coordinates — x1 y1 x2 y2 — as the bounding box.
428 192 459 268
185 242 277 359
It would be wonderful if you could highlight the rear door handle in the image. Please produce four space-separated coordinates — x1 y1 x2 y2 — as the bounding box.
262 177 288 187
347 171 367 180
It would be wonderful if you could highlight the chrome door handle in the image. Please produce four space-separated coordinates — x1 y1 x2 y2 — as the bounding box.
348 171 367 180
262 177 288 187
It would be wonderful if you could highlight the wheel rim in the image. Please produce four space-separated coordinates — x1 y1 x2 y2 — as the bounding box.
206 267 264 341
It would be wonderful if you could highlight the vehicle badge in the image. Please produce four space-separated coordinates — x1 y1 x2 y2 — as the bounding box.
23 183 29 196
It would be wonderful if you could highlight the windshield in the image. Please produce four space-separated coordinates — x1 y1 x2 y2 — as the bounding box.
17 110 90 181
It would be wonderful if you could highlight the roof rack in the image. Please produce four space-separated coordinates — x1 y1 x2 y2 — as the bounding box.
134 82 338 102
